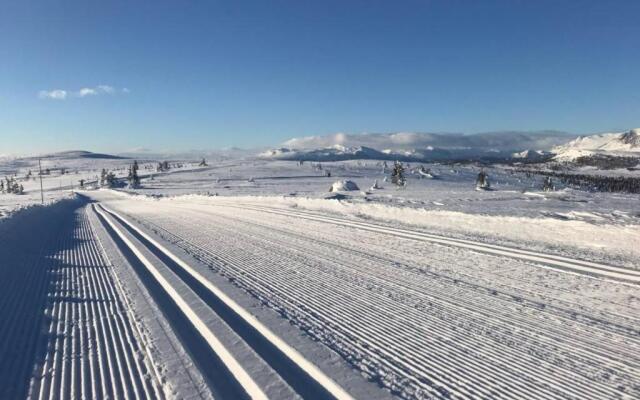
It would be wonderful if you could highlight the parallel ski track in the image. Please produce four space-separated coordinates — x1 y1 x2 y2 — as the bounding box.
29 206 164 400
95 204 355 400
230 203 640 285
118 202 640 400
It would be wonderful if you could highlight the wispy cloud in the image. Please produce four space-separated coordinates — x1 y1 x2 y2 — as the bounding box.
38 85 129 100
38 89 68 100
77 87 97 97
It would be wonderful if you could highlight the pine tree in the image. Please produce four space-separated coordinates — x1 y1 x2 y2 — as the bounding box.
106 172 116 187
391 161 406 187
100 169 108 187
128 162 140 188
542 176 554 192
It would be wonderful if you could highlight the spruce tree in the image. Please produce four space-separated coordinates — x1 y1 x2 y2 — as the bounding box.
391 161 406 187
128 162 140 188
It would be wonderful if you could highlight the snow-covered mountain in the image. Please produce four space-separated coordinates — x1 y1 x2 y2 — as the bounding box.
552 128 640 161
511 149 553 162
261 131 571 162
260 145 394 161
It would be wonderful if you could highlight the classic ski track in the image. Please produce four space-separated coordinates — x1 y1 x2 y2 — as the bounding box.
117 203 640 400
28 206 164 400
95 204 355 400
93 205 270 400
228 202 640 285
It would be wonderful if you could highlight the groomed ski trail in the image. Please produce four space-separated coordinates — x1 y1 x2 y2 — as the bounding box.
93 203 355 400
98 197 640 400
23 202 165 400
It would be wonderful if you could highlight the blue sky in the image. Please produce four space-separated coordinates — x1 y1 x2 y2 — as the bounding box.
1 0 639 154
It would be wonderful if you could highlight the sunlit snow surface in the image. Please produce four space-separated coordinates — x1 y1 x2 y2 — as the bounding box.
1 155 639 399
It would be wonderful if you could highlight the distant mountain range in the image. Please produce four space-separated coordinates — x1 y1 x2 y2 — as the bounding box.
7 129 640 166
260 129 640 163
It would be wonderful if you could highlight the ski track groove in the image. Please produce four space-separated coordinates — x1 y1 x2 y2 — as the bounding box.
27 205 165 400
113 200 640 400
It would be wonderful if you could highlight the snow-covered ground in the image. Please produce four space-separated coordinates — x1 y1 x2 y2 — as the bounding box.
124 159 640 225
1 154 639 399
90 190 640 399
0 153 207 219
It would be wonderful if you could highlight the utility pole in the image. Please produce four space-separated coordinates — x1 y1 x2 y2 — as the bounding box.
38 158 44 205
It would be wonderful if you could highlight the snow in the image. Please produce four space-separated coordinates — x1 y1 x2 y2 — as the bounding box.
90 190 640 399
552 128 640 160
264 131 573 162
329 180 360 192
1 152 639 399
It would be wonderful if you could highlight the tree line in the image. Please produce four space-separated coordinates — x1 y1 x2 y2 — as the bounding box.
515 168 640 194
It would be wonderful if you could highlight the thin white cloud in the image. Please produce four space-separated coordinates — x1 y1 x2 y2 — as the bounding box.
38 89 67 100
38 85 129 100
77 87 97 97
96 85 115 94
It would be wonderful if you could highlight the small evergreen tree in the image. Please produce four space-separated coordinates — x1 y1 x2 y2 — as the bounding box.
100 169 108 186
391 161 406 187
106 171 117 187
542 176 555 192
128 162 141 188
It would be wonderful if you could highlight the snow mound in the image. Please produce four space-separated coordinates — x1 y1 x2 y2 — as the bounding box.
329 180 360 192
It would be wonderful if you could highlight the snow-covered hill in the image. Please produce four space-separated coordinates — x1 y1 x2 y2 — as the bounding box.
35 150 128 160
552 128 640 161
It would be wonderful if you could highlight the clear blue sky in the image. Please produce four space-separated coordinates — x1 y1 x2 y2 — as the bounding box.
1 0 639 154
